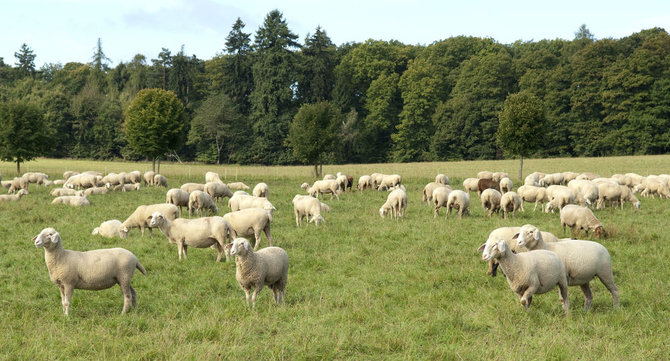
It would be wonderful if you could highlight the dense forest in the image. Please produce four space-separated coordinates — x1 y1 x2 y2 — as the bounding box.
1 10 669 166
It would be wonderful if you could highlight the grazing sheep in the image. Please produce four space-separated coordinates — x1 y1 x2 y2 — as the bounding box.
180 182 205 193
114 183 141 192
223 208 274 250
477 179 500 196
516 185 548 212
119 203 179 238
478 239 569 315
545 188 576 213
33 228 146 316
638 178 670 199
143 171 155 186
625 172 645 188
100 173 125 187
228 237 288 309
63 171 80 181
619 185 641 209
205 171 223 184
477 171 493 180
463 178 480 192
1 180 11 190
335 174 349 192
92 220 124 238
499 177 513 194
166 188 190 215
435 174 449 185
308 179 340 200
524 173 540 187
380 188 407 220
188 190 219 216
227 182 250 190
153 174 168 187
562 171 580 184
567 179 599 208
480 188 502 217
500 191 522 219
149 212 231 262
560 205 606 238
432 186 452 218
539 172 564 187
596 182 623 209
84 186 109 196
125 171 142 184
423 182 450 205
492 172 510 182
446 190 470 219
292 195 325 226
323 174 336 180
204 182 233 203
50 188 84 197
252 182 269 198
8 176 29 193
576 172 600 181
377 174 402 191
0 189 28 201
228 193 276 213
52 195 90 207
319 201 331 213
515 224 619 310
345 175 354 191
53 179 65 185
23 172 49 185
357 175 372 191
483 227 563 277
370 173 384 188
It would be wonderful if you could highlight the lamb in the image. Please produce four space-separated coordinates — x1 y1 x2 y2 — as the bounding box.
188 190 219 216
252 182 269 198
477 179 500 196
228 193 276 213
119 203 179 238
84 186 109 196
149 212 231 262
228 237 288 309
125 171 142 184
308 179 340 200
500 191 522 219
292 195 325 226
480 188 502 217
514 224 619 310
23 172 49 185
33 228 146 315
357 175 372 191
180 182 205 193
143 171 155 185
0 189 28 201
204 182 233 203
482 226 563 277
205 171 223 184
166 188 190 215
319 201 331 213
379 188 407 220
92 220 124 238
478 239 569 315
114 183 141 192
223 208 274 250
8 176 28 193
435 174 449 185
50 188 84 197
227 182 250 190
432 186 452 218
51 195 90 207
463 178 479 192
377 174 402 191
153 174 168 187
560 205 606 238
499 177 513 193
446 190 470 219
516 185 548 211
544 188 576 213
423 182 450 205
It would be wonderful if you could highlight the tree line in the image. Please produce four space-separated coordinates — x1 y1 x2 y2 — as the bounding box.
1 11 669 171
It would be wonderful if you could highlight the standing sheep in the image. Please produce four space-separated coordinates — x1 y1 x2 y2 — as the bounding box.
204 182 233 203
205 171 223 184
252 182 269 198
188 190 219 216
499 177 513 194
462 178 479 192
153 174 168 188
181 182 205 193
560 205 606 238
223 208 274 250
500 191 522 219
544 188 576 213
435 174 449 185
33 228 146 315
119 203 179 238
380 188 407 220
228 193 276 213
149 212 231 262
228 238 289 309
477 179 500 196
377 174 402 191
432 186 452 218
480 188 502 217
308 180 340 200
483 227 564 277
92 220 124 238
357 175 372 191
292 195 325 226
166 188 190 215
446 190 470 219
143 171 155 186
516 185 548 211
423 182 450 205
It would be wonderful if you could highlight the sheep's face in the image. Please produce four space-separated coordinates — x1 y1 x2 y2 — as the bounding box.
478 240 505 261
119 226 129 239
230 238 251 256
379 207 387 218
33 228 60 248
149 212 165 227
515 225 541 248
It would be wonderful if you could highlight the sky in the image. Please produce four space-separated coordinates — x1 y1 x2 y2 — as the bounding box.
2 0 670 68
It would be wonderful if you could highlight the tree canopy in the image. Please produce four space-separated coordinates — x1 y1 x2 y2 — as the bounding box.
0 100 48 174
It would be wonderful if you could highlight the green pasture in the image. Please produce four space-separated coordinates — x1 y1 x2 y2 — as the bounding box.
1 156 669 360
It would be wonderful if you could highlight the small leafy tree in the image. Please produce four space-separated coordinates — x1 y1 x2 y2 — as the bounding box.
287 101 341 177
124 88 186 172
0 100 48 174
497 91 546 180
187 93 241 164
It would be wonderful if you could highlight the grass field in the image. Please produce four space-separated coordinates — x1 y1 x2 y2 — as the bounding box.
1 156 670 360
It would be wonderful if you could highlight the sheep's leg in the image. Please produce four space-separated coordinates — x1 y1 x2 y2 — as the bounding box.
263 225 273 247
253 230 262 250
294 211 300 227
183 245 188 259
533 200 538 211
214 243 223 262
596 272 619 309
120 280 132 314
520 286 537 310
243 287 252 308
177 242 184 260
62 285 74 316
130 286 137 308
251 285 263 308
580 283 593 310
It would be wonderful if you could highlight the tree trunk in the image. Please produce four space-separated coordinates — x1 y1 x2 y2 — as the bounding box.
157 158 161 174
16 160 20 175
518 155 523 181
152 158 156 172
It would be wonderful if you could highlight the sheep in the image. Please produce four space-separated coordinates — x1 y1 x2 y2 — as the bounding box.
292 195 325 226
596 182 623 209
323 174 336 180
8 176 28 193
165 188 190 215
611 174 633 188
545 184 570 199
23 172 49 185
423 182 450 205
500 191 522 219
478 239 569 315
308 179 340 200
125 171 142 184
492 172 510 182
446 190 470 219
153 174 168 188
432 186 452 218
50 188 84 197
345 175 354 191
545 188 576 213
370 173 384 188
53 179 65 186
539 172 564 186
119 203 179 238
180 182 205 193
435 174 449 185
33 228 146 315
463 178 479 192
477 171 493 180
0 189 28 201
380 188 407 220
514 224 619 310
335 174 348 192
619 185 641 209
562 171 579 183
100 173 125 187
625 172 645 188
576 172 600 181
0 180 10 190
188 190 219 217
560 205 606 238
51 195 90 207
149 212 231 262
228 237 288 309
143 171 155 185
357 175 372 191
223 208 274 250
499 177 513 193
84 186 109 196
480 188 502 217
228 193 276 213
204 182 233 203
524 173 540 186
114 183 141 192
567 179 599 207
252 182 269 198
516 185 548 211
92 220 124 238
638 178 670 199
227 182 250 190
477 179 500 196
205 171 223 184
65 173 103 189
319 201 331 213
63 171 80 181
377 174 402 191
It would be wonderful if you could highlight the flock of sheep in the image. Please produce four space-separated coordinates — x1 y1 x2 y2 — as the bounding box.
3 167 668 316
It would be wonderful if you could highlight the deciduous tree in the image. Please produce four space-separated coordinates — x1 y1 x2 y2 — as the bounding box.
0 100 48 174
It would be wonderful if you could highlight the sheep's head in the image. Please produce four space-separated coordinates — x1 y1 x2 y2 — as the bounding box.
514 224 541 248
119 225 130 239
229 238 251 256
309 214 325 226
478 239 506 261
17 189 29 196
379 206 388 218
594 226 607 239
149 212 165 227
33 228 61 249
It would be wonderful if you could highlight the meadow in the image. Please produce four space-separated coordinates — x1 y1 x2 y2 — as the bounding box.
1 155 669 360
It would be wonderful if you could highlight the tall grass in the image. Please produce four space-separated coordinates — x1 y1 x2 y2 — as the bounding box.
1 156 669 360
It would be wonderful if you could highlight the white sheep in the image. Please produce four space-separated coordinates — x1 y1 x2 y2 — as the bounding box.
618 185 640 209
125 171 142 184
149 212 231 262
446 190 470 219
370 173 384 188
492 172 510 182
205 171 223 184
63 171 80 181
432 186 452 218
562 171 580 184
539 172 565 187
119 203 179 238
499 177 513 193
515 224 619 310
576 172 600 181
560 205 606 238
33 228 146 315
228 237 288 308
377 174 402 191
204 182 233 202
335 174 348 191
638 177 670 199
180 182 205 193
596 182 623 209
114 183 141 192
523 173 540 186
462 178 480 192
478 239 569 315
516 185 548 211
153 174 168 188
435 174 449 185
423 182 450 205
252 182 269 198
228 193 276 213
292 195 325 226
50 188 84 197
500 191 522 219
379 188 407 220
52 195 90 207
188 190 219 216
166 188 190 215
544 188 576 213
8 177 28 193
223 208 274 250
143 171 155 186
0 189 28 201
23 172 49 185
567 179 599 208
100 173 125 187
480 188 502 217
357 175 372 191
92 220 124 238
477 171 493 180
227 182 250 190
84 186 109 196
323 174 336 180
308 179 340 200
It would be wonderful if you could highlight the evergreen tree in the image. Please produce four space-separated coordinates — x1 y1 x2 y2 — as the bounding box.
14 43 36 79
298 26 336 103
221 18 253 114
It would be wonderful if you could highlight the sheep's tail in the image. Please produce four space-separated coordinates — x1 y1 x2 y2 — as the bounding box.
136 261 147 276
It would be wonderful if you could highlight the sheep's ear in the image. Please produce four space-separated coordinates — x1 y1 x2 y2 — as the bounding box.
50 232 61 243
512 233 519 240
497 241 507 252
31 235 37 242
477 243 486 252
244 241 251 251
533 228 541 240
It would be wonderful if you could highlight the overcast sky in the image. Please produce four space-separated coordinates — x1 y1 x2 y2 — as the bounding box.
2 0 670 68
